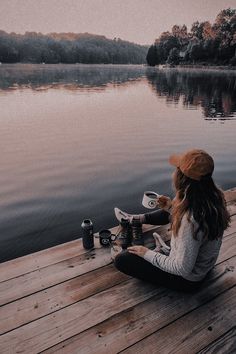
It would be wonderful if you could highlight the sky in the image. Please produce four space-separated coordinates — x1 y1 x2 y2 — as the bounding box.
0 0 236 45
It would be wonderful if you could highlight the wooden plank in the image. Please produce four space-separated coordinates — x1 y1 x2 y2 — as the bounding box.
1 225 234 335
0 238 93 283
0 225 165 305
0 202 235 307
40 228 236 352
0 225 169 306
0 279 161 354
218 232 236 263
224 214 236 237
0 246 112 306
1 229 235 337
0 217 234 308
197 326 236 354
122 286 236 354
224 188 236 203
0 264 130 335
42 256 236 354
0 224 161 283
227 200 236 216
0 229 124 283
0 226 126 283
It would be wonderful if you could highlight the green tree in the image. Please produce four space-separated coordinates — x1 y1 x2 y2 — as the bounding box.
146 45 158 66
147 7 236 66
167 47 180 64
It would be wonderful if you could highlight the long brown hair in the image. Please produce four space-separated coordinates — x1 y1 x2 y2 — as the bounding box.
171 168 231 240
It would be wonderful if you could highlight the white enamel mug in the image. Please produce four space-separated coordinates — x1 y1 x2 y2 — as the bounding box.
142 191 160 209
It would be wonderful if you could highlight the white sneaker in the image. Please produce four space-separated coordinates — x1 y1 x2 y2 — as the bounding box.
114 207 132 223
110 243 122 261
153 232 170 255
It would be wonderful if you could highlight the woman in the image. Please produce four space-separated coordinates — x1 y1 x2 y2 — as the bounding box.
114 149 231 292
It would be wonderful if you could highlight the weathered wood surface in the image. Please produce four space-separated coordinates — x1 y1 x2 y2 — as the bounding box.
0 224 159 283
0 245 113 306
0 188 235 354
197 326 236 354
43 256 236 354
122 286 236 354
0 264 130 335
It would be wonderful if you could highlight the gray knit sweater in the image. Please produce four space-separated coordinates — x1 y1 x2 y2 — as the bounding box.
143 213 223 281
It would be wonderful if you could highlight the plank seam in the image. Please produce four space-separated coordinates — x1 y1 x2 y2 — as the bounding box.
0 247 106 284
0 276 132 336
38 287 168 354
0 261 123 307
3 253 235 336
196 325 236 354
1 224 235 284
0 275 135 336
38 260 236 354
0 226 161 282
1 225 235 309
117 284 236 354
0 198 234 282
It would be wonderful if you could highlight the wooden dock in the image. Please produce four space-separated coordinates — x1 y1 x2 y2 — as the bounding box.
0 188 236 354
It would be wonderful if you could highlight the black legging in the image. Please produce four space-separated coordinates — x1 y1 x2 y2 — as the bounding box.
114 209 204 292
144 208 171 225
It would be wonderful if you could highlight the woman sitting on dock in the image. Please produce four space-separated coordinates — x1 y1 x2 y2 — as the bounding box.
114 149 231 292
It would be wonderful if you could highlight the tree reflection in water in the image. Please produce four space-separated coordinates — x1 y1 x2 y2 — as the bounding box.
146 68 236 120
1 64 236 120
0 64 146 92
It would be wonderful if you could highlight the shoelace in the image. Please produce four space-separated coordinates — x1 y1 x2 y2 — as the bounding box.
132 224 142 239
120 224 131 238
113 224 129 240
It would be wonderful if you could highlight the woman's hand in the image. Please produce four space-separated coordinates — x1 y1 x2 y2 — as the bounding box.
127 246 149 257
157 195 172 211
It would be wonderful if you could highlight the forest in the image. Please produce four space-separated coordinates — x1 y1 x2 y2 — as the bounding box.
0 31 147 64
146 8 236 66
1 8 235 67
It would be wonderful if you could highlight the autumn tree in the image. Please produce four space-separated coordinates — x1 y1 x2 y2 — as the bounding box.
147 8 236 66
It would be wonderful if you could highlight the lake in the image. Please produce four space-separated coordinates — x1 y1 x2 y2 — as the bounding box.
0 63 236 262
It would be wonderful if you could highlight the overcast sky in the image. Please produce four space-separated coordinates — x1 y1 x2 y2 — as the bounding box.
0 0 236 44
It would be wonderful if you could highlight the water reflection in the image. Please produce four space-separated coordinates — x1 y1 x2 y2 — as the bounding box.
0 64 146 92
1 64 236 119
146 68 236 120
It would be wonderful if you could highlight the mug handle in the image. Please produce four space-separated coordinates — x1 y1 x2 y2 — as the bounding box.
111 234 117 241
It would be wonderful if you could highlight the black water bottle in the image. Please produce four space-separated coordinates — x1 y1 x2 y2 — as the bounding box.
81 219 94 250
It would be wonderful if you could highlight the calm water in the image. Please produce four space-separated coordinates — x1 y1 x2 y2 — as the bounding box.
0 64 236 262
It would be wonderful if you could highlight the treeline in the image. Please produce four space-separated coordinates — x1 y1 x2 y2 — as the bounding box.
147 8 236 66
0 31 148 64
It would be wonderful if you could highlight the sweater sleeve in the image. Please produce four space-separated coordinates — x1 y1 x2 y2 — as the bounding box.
143 214 202 278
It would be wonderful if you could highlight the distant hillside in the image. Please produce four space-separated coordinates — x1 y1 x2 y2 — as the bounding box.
0 30 148 64
48 32 108 41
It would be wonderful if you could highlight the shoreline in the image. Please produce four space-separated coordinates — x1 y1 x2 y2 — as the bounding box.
179 64 236 71
157 63 236 72
0 62 146 66
1 62 236 71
